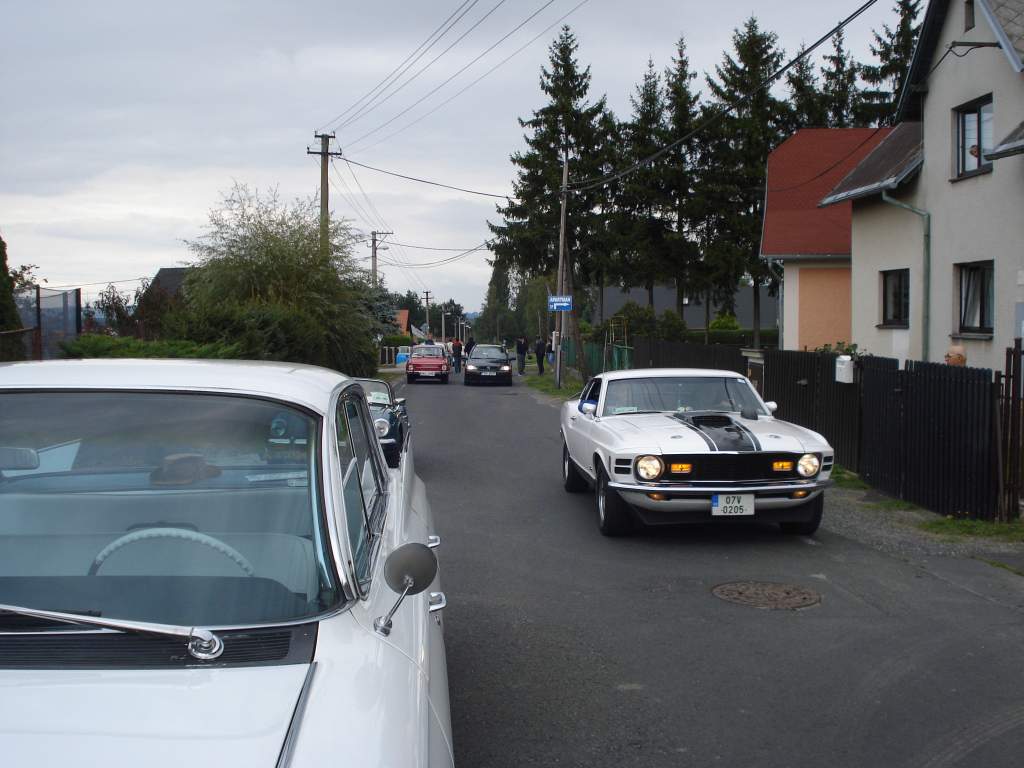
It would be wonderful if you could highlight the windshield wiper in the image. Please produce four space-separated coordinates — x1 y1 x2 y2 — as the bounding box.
0 602 224 660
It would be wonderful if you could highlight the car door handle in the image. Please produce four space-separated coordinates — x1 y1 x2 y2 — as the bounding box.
427 534 441 549
428 592 447 613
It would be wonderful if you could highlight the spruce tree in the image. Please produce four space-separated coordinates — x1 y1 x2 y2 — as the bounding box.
858 0 922 125
704 17 788 346
786 46 829 129
821 29 862 127
0 235 26 362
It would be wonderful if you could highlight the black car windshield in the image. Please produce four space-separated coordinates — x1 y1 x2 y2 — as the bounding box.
0 391 341 628
601 376 765 417
412 346 443 357
470 346 506 360
357 380 392 407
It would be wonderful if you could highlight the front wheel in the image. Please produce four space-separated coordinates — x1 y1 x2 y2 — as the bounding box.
406 375 415 384
442 375 449 384
562 441 588 493
596 468 633 537
779 494 824 536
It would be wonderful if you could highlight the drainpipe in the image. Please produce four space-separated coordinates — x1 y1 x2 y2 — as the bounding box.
881 191 931 361
768 259 785 348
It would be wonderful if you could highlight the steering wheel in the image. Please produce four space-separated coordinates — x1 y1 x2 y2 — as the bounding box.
89 527 255 577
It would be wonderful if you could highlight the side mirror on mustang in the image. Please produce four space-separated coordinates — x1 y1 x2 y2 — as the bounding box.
579 401 598 416
374 543 438 636
764 401 778 413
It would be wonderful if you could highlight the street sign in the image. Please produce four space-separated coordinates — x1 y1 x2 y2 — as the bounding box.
548 295 573 312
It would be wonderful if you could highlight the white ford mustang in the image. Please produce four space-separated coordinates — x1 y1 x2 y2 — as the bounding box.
560 368 834 536
0 359 452 767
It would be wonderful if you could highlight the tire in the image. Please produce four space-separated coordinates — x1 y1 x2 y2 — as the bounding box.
780 494 824 536
406 375 415 384
464 378 472 386
596 467 633 537
442 375 449 384
562 441 588 493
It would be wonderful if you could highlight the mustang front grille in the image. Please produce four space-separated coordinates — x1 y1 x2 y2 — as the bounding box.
650 453 813 482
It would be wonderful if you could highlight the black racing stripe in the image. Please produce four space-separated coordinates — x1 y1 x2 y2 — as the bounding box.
679 421 717 451
733 422 762 451
686 416 757 452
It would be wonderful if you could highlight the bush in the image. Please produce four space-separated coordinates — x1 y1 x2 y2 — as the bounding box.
61 334 242 359
657 310 687 341
709 313 740 331
0 235 25 362
382 334 413 347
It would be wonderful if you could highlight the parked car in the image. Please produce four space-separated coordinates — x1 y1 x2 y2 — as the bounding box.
356 377 410 468
464 344 513 386
0 359 452 767
560 368 834 537
406 345 450 384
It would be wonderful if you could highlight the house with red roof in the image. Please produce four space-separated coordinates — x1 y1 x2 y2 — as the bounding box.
761 128 893 351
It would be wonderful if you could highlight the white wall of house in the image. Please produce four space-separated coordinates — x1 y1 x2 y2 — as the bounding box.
850 2 1024 370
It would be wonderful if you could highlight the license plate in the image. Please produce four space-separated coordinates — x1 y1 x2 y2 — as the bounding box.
711 493 755 516
482 372 496 376
420 371 435 376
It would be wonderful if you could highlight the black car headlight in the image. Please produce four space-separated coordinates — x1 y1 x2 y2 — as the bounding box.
635 455 664 481
374 418 390 437
797 453 820 477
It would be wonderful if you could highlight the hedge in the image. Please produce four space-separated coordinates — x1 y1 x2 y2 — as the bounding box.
61 335 243 359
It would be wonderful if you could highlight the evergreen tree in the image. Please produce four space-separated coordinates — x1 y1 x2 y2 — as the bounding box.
858 0 922 125
704 17 788 346
612 60 673 310
0 235 26 362
786 46 829 129
664 36 703 319
821 29 862 127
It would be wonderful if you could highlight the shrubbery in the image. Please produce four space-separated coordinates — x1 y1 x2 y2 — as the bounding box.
587 301 777 347
62 335 242 359
381 334 413 347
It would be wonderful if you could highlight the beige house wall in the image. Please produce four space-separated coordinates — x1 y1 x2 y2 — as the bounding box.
782 261 852 351
850 4 1024 370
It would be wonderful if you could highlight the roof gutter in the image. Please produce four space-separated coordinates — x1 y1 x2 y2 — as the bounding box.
881 191 931 361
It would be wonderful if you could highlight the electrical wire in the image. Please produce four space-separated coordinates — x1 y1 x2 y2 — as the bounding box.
338 0 508 131
348 0 590 154
319 0 479 132
344 0 558 149
341 157 510 198
377 242 490 268
766 127 884 193
388 240 482 251
566 0 879 193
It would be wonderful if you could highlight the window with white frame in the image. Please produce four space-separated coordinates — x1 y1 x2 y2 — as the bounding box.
881 269 910 327
956 97 993 176
958 261 994 334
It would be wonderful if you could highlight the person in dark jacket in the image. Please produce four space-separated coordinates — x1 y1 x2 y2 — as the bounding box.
451 338 463 373
534 336 546 375
515 336 528 375
465 337 476 358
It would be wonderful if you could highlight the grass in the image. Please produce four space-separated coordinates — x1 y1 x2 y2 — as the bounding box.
831 465 869 490
919 517 1024 543
521 358 584 400
978 558 1024 578
866 498 920 512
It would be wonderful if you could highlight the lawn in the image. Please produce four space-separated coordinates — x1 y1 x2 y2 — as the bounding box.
919 517 1024 543
520 357 584 400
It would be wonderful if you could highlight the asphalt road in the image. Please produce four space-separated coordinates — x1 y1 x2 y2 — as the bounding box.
394 371 1024 768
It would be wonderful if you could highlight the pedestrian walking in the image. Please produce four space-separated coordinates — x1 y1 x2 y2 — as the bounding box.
465 336 476 359
451 337 463 373
534 336 546 375
546 338 554 366
515 335 528 375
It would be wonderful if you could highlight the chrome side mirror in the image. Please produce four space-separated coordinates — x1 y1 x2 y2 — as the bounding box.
580 401 598 417
395 398 407 406
764 401 778 413
374 543 438 636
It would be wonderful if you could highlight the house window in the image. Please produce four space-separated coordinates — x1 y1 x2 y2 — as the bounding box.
965 0 975 31
881 269 910 327
956 97 993 175
958 261 994 334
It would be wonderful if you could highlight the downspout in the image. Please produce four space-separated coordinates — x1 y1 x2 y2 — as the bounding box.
881 191 931 361
767 259 785 348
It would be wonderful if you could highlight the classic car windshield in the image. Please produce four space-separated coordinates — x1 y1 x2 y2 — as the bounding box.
470 346 506 360
357 380 392 406
412 346 443 357
0 391 341 628
602 377 765 417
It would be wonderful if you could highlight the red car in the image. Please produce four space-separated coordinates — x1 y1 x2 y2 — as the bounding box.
406 344 450 384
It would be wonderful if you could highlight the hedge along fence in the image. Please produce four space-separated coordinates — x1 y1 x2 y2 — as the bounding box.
61 335 243 360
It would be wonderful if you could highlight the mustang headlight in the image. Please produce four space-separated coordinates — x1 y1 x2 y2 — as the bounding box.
797 453 820 477
635 455 664 481
374 418 390 437
466 364 478 371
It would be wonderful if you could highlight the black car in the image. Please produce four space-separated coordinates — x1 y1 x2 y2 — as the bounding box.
355 378 409 468
464 345 513 386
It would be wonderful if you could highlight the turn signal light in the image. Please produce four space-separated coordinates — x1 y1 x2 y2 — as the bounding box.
647 492 668 501
791 490 810 499
773 460 794 472
670 463 692 474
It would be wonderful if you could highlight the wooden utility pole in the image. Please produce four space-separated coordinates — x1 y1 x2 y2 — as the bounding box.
370 230 393 288
422 290 433 336
307 133 342 259
555 149 569 389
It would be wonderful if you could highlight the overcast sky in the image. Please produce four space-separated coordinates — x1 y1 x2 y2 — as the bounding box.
1 0 897 310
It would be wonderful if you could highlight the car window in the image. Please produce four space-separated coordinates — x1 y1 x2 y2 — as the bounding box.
412 346 443 357
602 377 765 416
336 399 371 584
584 379 601 403
470 346 506 360
340 397 384 587
356 380 392 407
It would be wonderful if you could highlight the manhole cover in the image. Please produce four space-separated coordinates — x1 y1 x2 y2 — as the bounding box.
712 581 820 610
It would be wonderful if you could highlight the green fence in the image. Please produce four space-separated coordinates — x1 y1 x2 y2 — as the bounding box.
562 339 633 374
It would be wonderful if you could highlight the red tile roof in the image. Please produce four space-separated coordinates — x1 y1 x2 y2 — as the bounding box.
761 128 892 257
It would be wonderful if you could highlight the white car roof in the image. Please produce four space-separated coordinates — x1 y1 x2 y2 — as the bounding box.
0 359 350 414
598 368 748 381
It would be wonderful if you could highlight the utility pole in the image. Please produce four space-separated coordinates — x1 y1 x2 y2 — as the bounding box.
554 148 569 390
422 290 433 337
441 312 446 342
370 230 393 288
307 133 342 260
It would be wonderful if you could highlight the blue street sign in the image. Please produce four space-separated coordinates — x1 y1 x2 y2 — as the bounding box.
548 295 573 312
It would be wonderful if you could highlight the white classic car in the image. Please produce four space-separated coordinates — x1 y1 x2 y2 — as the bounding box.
0 359 453 767
560 369 834 537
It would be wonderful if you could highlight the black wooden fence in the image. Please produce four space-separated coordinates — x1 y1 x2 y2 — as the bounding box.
632 339 745 374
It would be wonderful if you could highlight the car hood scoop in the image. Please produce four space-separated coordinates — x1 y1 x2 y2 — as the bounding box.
672 412 759 452
0 664 309 767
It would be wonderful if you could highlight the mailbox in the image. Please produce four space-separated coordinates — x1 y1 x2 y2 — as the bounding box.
835 355 855 384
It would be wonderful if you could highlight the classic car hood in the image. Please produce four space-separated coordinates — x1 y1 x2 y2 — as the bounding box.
0 663 309 767
605 412 812 454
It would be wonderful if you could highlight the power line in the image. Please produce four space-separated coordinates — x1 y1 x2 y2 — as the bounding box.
388 240 482 251
378 242 490 268
345 0 558 149
338 0 508 131
567 0 880 193
319 1 479 132
349 0 590 154
341 157 510 198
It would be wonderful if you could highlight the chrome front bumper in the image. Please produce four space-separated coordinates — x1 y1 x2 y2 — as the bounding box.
607 479 830 520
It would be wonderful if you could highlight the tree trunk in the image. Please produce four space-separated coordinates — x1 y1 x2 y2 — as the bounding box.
704 288 711 345
675 275 685 319
751 280 761 348
647 280 655 310
597 270 605 324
